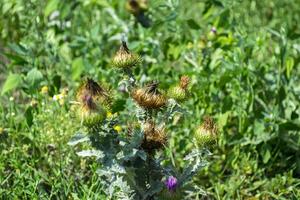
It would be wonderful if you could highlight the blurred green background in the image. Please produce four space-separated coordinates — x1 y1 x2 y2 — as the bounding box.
1 0 300 199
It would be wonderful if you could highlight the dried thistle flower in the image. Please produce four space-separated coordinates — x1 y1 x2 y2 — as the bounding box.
77 78 111 109
195 116 218 146
112 41 141 69
126 0 151 28
76 79 109 127
126 0 148 15
167 76 190 101
141 120 167 154
132 81 167 109
77 94 106 127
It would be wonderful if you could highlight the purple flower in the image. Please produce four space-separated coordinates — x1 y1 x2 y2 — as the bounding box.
211 27 217 34
165 176 178 192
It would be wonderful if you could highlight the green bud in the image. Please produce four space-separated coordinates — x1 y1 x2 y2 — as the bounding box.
167 86 188 101
78 104 106 128
195 117 218 147
112 41 141 69
167 75 190 101
207 27 217 41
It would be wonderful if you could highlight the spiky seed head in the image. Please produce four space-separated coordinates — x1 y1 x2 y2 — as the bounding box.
126 0 148 15
167 76 190 101
112 41 141 69
141 121 167 154
77 78 111 109
76 79 109 127
195 116 218 146
77 92 106 127
132 82 167 109
78 102 106 128
179 75 190 89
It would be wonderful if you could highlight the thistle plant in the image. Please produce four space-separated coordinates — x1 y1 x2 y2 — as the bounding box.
69 41 218 199
126 0 151 28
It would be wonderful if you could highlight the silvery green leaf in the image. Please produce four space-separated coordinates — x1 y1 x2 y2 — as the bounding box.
114 176 134 200
68 132 89 146
76 150 104 158
142 181 163 200
184 185 208 199
183 149 211 161
179 149 210 186
118 148 138 161
129 130 144 148
137 150 147 161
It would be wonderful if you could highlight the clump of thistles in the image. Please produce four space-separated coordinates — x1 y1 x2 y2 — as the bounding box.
76 78 111 127
112 41 141 69
141 120 167 154
132 81 167 109
195 116 218 146
167 75 190 101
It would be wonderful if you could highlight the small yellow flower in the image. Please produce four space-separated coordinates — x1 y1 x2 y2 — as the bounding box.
187 42 193 49
59 98 65 105
41 86 49 94
53 94 66 105
107 112 113 118
0 127 4 135
113 125 122 133
30 99 38 107
61 88 69 96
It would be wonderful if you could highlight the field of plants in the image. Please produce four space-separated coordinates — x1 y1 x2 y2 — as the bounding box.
1 0 300 199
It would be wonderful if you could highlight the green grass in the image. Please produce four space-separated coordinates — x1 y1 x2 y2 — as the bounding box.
1 0 300 199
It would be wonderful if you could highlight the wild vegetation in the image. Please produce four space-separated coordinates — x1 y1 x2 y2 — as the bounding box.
1 0 300 199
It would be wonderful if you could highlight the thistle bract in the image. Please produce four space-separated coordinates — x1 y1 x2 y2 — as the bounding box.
132 82 167 109
126 0 148 15
77 78 111 109
195 117 218 146
112 41 141 69
141 120 167 154
78 104 106 128
168 76 190 101
76 79 109 127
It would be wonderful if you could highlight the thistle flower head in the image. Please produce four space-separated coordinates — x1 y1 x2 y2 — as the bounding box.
211 27 217 34
132 81 167 109
77 78 111 108
195 116 218 146
179 75 190 89
167 76 190 101
141 120 167 154
208 27 217 40
112 41 141 69
160 176 181 200
126 0 148 15
75 78 109 127
165 176 178 192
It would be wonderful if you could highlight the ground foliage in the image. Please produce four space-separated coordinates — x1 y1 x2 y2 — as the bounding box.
1 0 300 199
